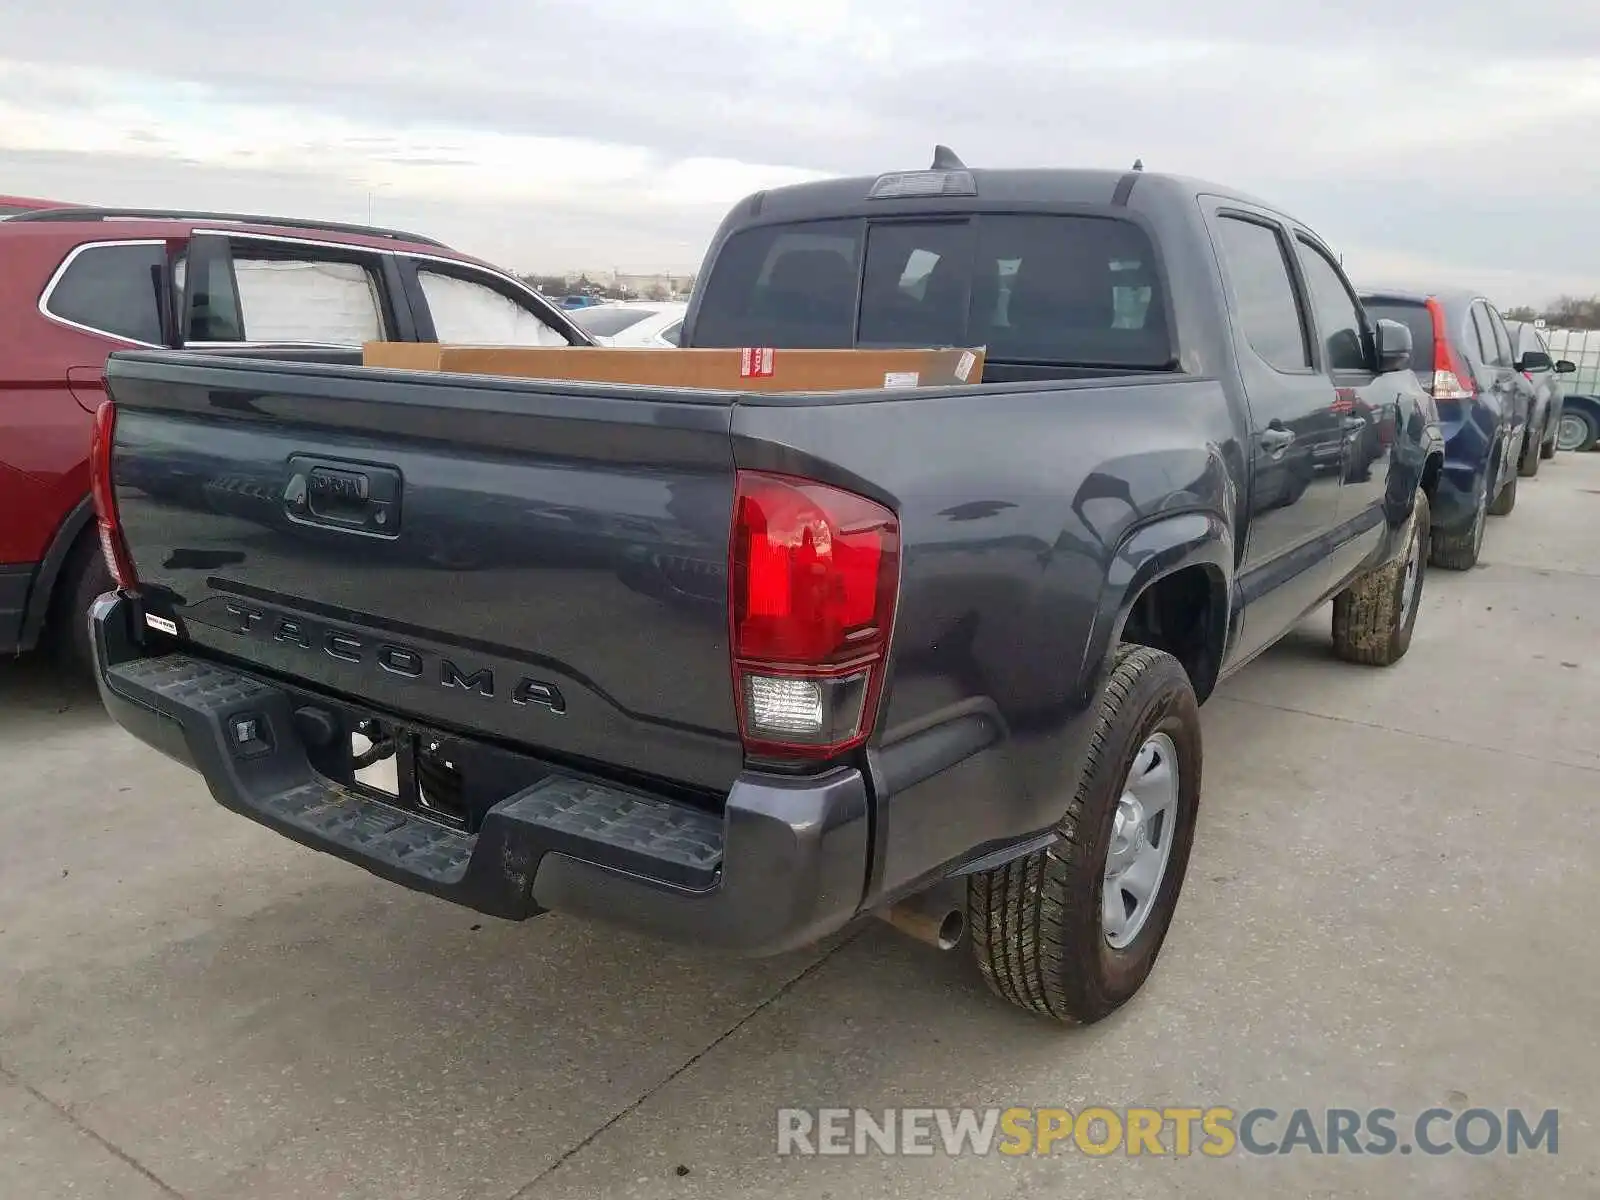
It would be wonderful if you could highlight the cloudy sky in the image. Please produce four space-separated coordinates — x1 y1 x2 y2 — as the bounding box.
6 2 1598 305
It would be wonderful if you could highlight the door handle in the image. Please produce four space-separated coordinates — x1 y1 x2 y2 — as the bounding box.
1258 428 1295 456
1342 416 1369 432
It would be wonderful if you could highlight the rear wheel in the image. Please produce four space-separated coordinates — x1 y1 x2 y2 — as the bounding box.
1489 471 1517 516
1558 409 1599 454
1431 480 1486 571
52 534 113 676
1518 428 1542 477
968 645 1200 1024
1332 491 1428 666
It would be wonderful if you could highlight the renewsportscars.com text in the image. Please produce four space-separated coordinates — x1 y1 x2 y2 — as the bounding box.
776 1106 1559 1158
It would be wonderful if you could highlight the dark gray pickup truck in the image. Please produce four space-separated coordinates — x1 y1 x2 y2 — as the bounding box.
89 155 1443 1023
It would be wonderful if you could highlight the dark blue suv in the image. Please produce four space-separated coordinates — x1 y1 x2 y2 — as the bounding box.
1360 288 1529 569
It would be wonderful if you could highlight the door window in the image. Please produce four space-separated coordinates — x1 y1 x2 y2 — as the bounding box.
1213 217 1310 372
418 268 569 346
43 242 166 344
232 257 383 344
1295 239 1369 372
176 242 386 344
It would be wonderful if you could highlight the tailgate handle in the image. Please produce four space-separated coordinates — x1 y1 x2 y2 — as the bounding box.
284 455 401 537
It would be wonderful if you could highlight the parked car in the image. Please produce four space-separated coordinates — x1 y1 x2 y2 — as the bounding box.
1540 326 1600 452
1505 319 1577 463
0 206 592 673
1359 288 1529 569
90 157 1441 1025
1558 393 1600 452
570 300 687 347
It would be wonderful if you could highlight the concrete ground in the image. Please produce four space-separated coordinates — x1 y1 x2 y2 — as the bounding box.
3 456 1597 1200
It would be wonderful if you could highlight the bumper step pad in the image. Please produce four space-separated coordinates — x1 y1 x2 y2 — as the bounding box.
103 653 724 904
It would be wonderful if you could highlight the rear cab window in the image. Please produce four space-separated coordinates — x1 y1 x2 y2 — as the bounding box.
693 213 1174 369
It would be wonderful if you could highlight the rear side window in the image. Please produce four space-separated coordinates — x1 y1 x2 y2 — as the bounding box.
1213 217 1310 371
1364 301 1435 375
418 268 567 346
695 213 1172 366
44 242 165 344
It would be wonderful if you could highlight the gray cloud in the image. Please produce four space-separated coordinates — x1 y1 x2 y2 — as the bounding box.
5 0 1599 301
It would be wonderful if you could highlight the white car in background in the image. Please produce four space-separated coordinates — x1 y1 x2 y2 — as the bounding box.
571 301 687 347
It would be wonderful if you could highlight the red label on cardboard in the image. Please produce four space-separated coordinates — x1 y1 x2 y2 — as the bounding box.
739 347 775 378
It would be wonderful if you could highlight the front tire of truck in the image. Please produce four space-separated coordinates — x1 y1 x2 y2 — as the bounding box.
1331 490 1429 667
968 645 1200 1025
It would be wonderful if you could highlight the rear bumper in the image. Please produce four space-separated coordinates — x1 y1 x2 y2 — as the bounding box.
90 593 870 956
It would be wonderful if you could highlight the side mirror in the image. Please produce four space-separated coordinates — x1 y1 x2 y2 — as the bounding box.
1374 318 1412 373
1518 350 1553 373
1555 359 1578 375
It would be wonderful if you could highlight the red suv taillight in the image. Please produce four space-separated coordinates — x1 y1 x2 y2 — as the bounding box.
90 400 138 589
729 470 900 760
1426 296 1476 402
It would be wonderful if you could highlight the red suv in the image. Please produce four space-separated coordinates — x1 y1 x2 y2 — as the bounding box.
1 206 591 670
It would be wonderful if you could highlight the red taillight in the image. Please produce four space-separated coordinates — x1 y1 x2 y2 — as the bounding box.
90 401 138 589
1426 296 1476 402
729 470 899 759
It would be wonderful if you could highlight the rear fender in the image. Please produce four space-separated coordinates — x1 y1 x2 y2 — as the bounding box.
1077 512 1233 703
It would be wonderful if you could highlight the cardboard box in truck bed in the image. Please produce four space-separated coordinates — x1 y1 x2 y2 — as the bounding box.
361 343 985 392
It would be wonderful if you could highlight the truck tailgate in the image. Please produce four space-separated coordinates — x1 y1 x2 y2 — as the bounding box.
104 353 744 793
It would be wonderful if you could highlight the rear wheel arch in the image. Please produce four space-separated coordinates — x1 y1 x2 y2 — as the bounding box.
1086 514 1233 705
17 493 95 652
1419 451 1444 506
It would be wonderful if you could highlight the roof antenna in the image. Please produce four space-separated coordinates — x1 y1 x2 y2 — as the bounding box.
931 144 966 170
1132 158 1145 172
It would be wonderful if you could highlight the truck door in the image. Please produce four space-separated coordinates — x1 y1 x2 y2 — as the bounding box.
1203 203 1339 662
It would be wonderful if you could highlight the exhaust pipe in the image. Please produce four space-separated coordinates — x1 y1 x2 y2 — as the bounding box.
877 880 967 951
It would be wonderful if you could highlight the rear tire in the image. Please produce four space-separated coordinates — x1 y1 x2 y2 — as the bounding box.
1489 472 1517 516
968 645 1200 1024
1431 479 1486 571
1332 492 1428 666
1518 430 1541 477
51 535 112 677
1558 408 1599 454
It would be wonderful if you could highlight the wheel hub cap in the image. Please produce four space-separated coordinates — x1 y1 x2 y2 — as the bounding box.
1102 732 1180 949
1557 414 1587 452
